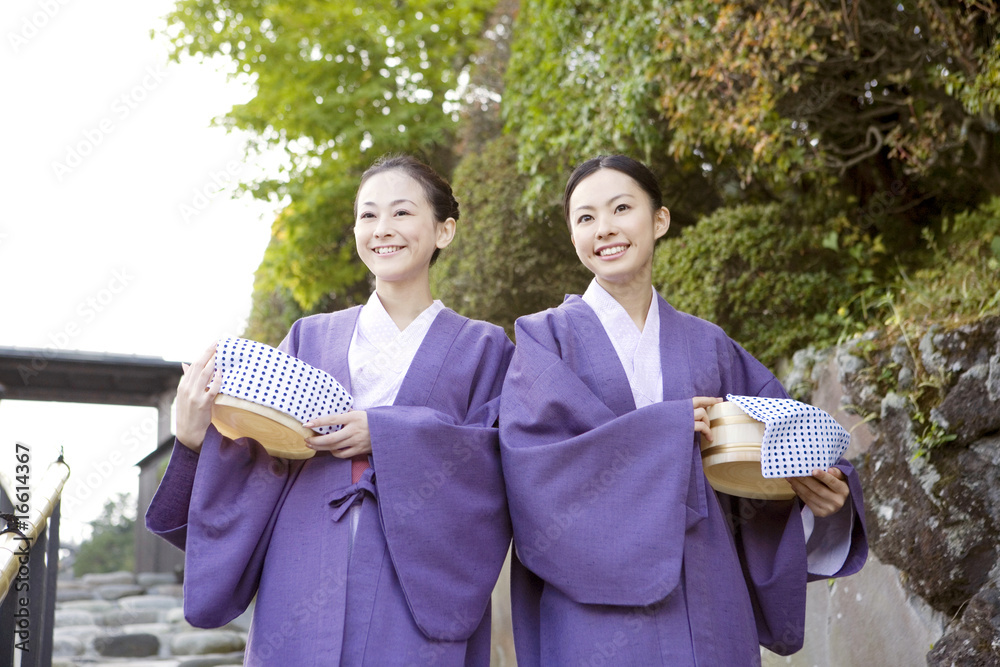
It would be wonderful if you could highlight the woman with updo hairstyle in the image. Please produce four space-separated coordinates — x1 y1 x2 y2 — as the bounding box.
148 154 513 665
499 154 867 665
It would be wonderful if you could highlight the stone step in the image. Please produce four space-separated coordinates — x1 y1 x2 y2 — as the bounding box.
52 573 249 666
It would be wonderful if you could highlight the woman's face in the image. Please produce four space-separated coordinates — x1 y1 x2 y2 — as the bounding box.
568 168 669 289
354 169 455 287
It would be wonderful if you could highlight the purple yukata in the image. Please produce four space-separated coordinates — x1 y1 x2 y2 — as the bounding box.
499 294 868 666
147 307 513 666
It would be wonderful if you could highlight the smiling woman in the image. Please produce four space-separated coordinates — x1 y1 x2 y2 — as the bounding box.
146 154 514 666
352 158 457 329
567 167 670 330
499 154 868 666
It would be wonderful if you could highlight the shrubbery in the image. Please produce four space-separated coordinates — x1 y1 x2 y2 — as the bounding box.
652 202 856 369
890 196 1000 329
653 196 1000 371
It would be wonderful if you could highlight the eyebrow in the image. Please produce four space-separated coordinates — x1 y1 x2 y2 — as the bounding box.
571 193 634 215
360 198 417 208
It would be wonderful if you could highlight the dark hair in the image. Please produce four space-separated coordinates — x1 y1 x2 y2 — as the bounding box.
354 154 459 265
562 155 663 228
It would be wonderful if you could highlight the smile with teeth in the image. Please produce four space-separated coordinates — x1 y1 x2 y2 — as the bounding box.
373 246 403 255
598 245 628 257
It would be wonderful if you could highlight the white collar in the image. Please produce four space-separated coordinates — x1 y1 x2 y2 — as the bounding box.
582 279 662 408
357 292 444 349
582 279 658 339
348 292 445 409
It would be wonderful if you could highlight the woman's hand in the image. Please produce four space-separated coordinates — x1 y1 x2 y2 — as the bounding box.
175 342 222 452
789 468 850 517
693 396 723 442
304 411 371 459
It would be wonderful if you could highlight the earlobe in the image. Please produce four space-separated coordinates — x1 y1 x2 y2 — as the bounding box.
436 217 457 249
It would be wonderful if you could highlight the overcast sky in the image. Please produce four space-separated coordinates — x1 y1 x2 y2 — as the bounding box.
0 0 284 541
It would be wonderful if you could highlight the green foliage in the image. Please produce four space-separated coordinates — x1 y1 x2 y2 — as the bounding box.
912 422 958 458
653 1 824 184
504 0 999 239
659 2 1000 187
845 296 956 459
171 0 998 360
650 1 1000 235
841 196 1000 340
504 0 666 197
502 0 723 226
250 165 372 313
74 494 135 577
243 283 311 347
652 202 856 369
823 198 999 457
432 135 591 333
164 0 495 312
908 357 960 459
503 0 997 371
959 38 1000 116
895 196 1000 327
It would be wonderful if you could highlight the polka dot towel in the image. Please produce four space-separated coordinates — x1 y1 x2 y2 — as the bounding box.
215 337 354 435
726 394 851 479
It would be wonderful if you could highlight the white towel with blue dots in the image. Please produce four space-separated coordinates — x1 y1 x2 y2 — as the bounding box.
216 337 354 435
726 394 850 478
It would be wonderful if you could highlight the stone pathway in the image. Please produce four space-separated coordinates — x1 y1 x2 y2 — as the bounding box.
53 571 250 667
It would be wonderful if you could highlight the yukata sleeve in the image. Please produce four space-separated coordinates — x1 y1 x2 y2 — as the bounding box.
500 315 700 607
145 441 201 551
180 428 300 627
368 329 515 641
165 323 306 628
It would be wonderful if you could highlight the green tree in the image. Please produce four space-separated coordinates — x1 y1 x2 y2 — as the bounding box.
163 0 496 332
503 0 999 228
74 493 135 576
651 1 1000 224
502 0 722 223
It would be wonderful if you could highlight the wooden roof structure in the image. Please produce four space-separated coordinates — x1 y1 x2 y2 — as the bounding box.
0 346 182 407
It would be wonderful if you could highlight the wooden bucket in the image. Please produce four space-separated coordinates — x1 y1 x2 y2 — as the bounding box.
699 401 795 500
212 394 317 460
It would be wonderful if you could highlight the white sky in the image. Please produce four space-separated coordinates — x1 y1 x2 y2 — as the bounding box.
0 1 285 541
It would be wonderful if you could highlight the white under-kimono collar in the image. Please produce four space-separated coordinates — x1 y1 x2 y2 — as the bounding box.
582 279 663 409
348 292 444 410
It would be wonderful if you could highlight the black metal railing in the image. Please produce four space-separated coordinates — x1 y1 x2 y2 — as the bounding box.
1 454 70 667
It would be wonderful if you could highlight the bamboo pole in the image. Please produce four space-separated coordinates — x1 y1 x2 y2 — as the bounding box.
0 459 71 605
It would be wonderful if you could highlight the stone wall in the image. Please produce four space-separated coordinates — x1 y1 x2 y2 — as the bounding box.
53 570 249 667
765 316 1000 666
